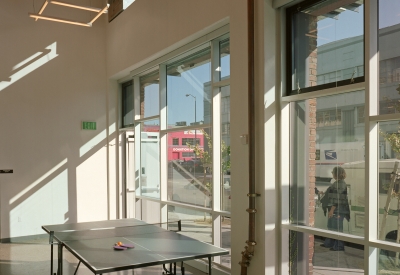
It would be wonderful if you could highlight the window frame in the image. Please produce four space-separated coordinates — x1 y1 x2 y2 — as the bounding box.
118 32 231 271
285 0 366 96
280 0 400 273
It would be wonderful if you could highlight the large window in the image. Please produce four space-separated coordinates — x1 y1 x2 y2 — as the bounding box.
121 35 231 271
290 91 365 237
285 0 400 273
287 0 364 95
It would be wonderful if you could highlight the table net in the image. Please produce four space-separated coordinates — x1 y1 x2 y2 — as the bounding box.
50 220 181 242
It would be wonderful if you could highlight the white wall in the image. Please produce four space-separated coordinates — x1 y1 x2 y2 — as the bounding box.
0 0 109 238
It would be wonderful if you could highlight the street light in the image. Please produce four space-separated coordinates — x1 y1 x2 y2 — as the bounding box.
186 94 197 177
185 94 196 126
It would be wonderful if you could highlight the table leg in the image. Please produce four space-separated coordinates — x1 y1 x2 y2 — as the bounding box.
49 231 54 275
57 244 63 275
180 262 185 275
50 242 53 275
173 262 176 274
163 263 169 274
208 256 212 275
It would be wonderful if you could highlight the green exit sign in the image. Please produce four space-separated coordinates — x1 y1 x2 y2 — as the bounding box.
82 121 96 130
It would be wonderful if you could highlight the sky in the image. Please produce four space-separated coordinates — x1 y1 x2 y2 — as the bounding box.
143 54 230 126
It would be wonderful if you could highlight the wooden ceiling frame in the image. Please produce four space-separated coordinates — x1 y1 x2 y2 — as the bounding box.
29 0 109 27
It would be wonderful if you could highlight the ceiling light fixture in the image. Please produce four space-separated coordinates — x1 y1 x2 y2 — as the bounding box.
29 0 109 27
50 0 108 13
29 13 91 27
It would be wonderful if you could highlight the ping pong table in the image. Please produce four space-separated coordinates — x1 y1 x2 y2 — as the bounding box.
42 218 229 275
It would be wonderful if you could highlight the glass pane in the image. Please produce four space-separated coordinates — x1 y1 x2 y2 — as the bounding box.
167 47 211 128
168 206 212 243
289 231 364 274
140 71 159 118
167 128 212 208
378 0 400 115
220 39 230 79
378 121 400 242
122 81 134 127
221 86 231 212
221 216 231 268
290 90 365 237
379 248 400 273
289 0 364 95
140 119 160 199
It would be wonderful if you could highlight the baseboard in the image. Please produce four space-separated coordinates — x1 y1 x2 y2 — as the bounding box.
0 233 48 244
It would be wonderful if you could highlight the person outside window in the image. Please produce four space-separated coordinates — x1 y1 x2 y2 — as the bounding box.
317 166 350 251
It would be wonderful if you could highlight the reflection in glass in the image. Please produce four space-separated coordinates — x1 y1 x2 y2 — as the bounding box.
378 121 400 242
221 86 231 212
167 47 211 128
168 206 212 243
379 0 400 115
219 39 230 79
140 71 159 118
289 0 364 94
122 81 134 127
290 231 364 274
140 119 160 199
221 217 231 268
167 128 212 208
379 248 400 273
290 91 365 237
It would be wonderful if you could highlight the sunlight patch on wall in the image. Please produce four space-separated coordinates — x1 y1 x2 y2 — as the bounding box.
77 148 108 222
79 123 116 157
0 42 58 92
10 169 68 237
10 158 67 205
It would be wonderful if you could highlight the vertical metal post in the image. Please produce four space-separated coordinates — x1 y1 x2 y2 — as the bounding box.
239 0 260 274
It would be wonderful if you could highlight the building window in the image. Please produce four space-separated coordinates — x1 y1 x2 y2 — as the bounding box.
182 152 195 158
286 0 364 95
357 106 364 124
182 138 200 146
172 138 179 145
316 109 342 127
121 80 134 128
